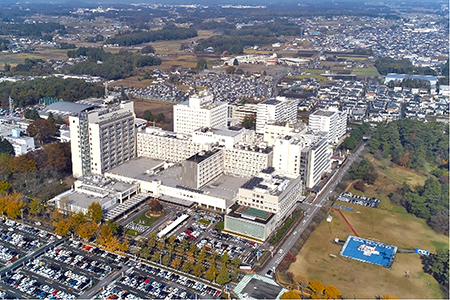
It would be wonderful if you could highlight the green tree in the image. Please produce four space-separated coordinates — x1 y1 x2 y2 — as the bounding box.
182 259 193 273
221 252 230 265
422 249 449 292
143 110 154 121
151 251 161 263
216 267 230 284
0 138 14 156
140 247 151 260
233 58 239 66
241 115 256 129
162 254 171 266
155 113 165 123
193 262 204 277
28 198 43 215
205 263 218 281
87 202 103 223
231 257 241 268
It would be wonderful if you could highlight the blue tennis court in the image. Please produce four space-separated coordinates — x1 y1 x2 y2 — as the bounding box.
340 236 397 268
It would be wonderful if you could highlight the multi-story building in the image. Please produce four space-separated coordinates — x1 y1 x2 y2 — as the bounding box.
235 170 302 219
70 101 136 178
225 168 303 241
263 121 305 147
137 127 207 163
255 97 299 134
308 109 347 144
174 91 227 134
181 148 224 189
228 103 258 125
224 143 273 177
273 132 330 189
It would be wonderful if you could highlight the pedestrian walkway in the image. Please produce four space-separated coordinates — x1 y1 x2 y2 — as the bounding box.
104 194 150 221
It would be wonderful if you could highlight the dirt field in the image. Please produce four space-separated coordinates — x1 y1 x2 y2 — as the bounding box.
132 98 175 131
289 156 447 299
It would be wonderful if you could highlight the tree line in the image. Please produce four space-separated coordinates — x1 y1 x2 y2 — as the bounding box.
0 77 104 108
106 25 197 47
0 22 65 38
374 57 436 76
67 47 162 80
369 119 448 170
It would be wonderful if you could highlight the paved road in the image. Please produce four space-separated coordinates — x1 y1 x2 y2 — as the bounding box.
259 142 366 276
80 264 130 299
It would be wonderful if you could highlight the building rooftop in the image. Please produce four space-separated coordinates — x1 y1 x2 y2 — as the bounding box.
261 99 281 105
43 101 95 115
106 157 246 205
233 274 287 300
186 148 222 164
311 109 336 117
240 173 294 196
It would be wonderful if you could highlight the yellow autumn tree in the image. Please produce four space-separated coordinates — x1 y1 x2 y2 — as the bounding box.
280 290 302 299
324 285 342 299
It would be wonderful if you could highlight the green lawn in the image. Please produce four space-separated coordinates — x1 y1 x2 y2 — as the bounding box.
133 212 161 227
198 219 210 225
124 228 139 236
351 67 381 76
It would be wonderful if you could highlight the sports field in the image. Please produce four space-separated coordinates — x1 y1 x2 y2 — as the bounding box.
340 236 397 268
288 201 448 299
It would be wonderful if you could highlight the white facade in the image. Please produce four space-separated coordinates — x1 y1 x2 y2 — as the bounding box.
192 127 242 149
256 97 299 134
174 92 228 134
236 172 302 220
308 109 347 144
273 133 330 189
70 102 136 178
5 136 35 156
137 127 207 163
224 144 273 177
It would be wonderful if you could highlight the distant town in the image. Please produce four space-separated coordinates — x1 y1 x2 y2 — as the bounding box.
0 1 448 300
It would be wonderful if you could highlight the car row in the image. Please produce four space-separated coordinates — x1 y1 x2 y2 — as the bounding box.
1 272 76 300
26 258 91 292
44 248 111 279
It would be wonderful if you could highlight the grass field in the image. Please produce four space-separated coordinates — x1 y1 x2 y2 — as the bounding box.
289 155 447 298
351 67 381 76
132 98 175 131
288 202 447 299
133 212 161 227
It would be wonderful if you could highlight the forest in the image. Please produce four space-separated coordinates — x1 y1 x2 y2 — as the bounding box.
374 57 437 76
67 47 162 80
0 77 104 108
368 119 449 236
105 25 197 47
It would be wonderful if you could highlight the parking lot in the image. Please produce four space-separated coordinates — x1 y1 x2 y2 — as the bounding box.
172 210 261 266
0 238 129 300
96 262 222 300
0 220 56 267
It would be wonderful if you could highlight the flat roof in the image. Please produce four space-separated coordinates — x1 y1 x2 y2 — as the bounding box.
186 148 221 163
107 157 246 203
261 99 281 105
312 109 336 117
43 101 94 114
234 274 287 300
